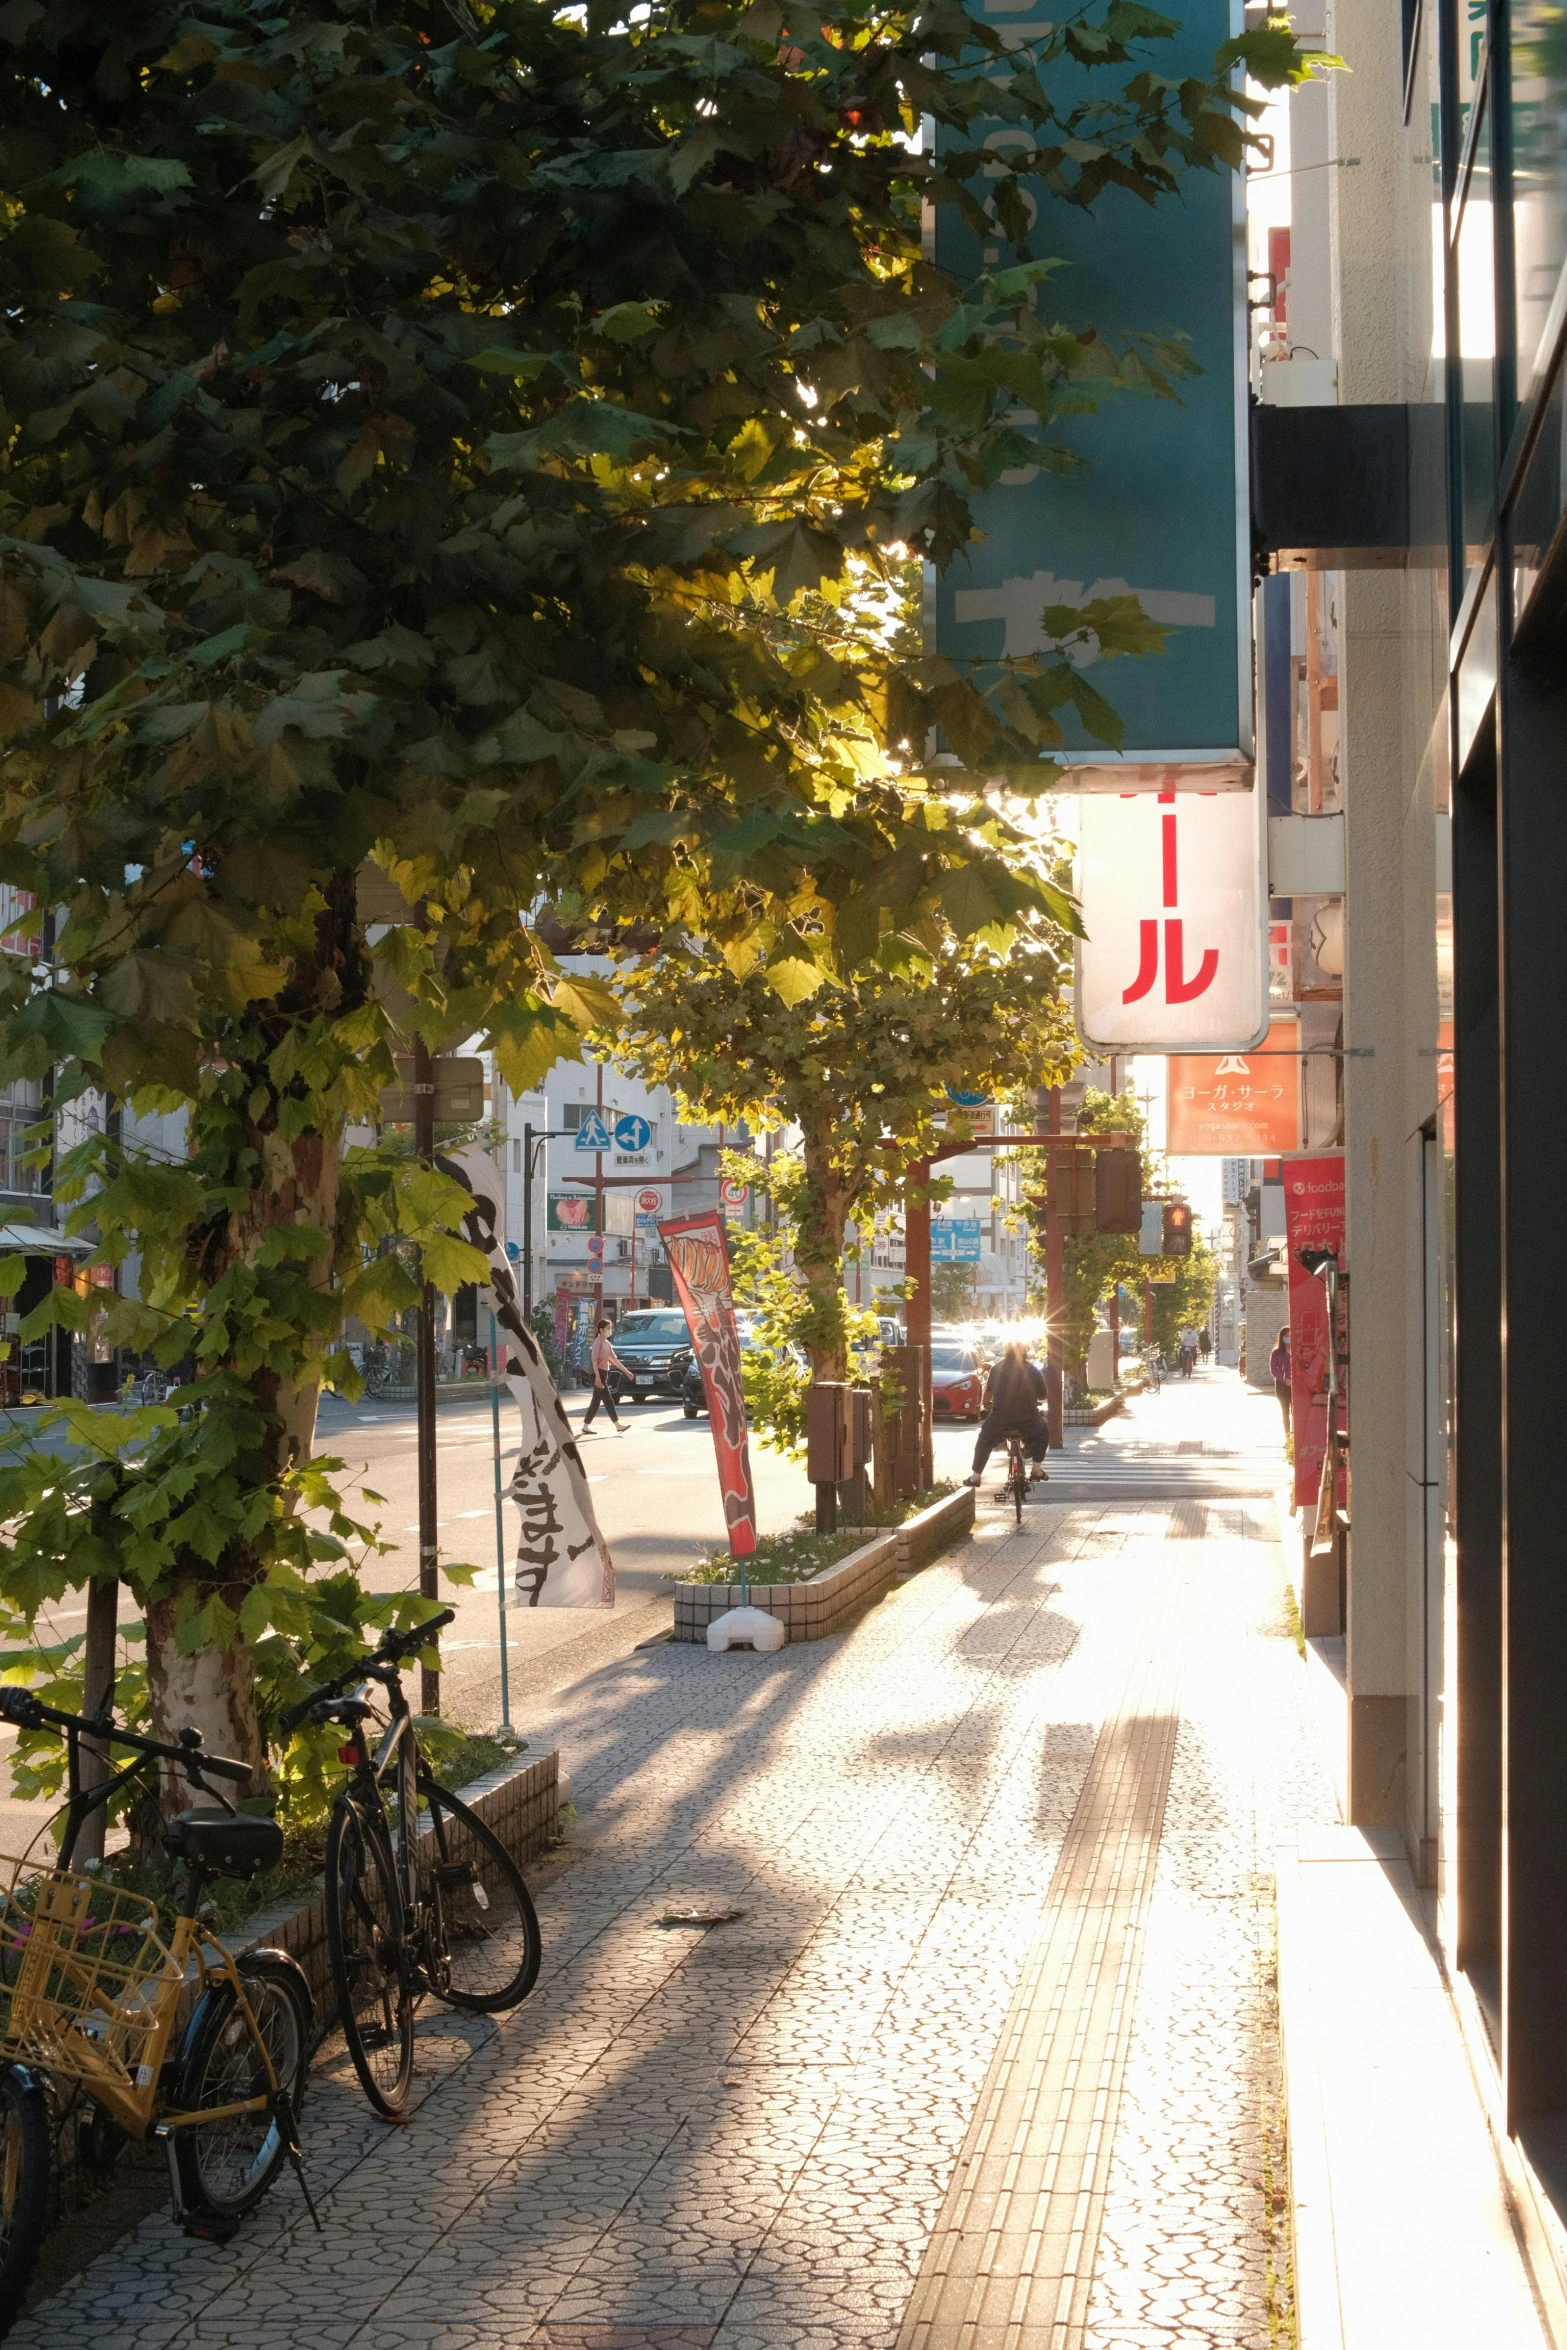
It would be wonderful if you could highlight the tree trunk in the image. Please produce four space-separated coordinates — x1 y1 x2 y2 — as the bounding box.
140 873 361 1789
795 1129 853 1380
145 1587 263 1797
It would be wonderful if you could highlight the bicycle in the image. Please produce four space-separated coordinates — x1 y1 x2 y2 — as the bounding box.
0 1691 316 2330
1146 1351 1163 1395
1004 1432 1030 1526
278 1608 542 2120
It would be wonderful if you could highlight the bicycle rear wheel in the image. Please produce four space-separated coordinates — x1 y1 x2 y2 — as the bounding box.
420 1783 541 2016
325 1799 415 2118
173 1953 311 2234
0 2066 47 2332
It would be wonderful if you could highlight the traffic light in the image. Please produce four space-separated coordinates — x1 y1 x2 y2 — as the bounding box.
1095 1147 1141 1234
1162 1199 1193 1257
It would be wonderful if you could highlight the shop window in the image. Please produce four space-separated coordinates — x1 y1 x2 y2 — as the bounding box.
1510 3 1567 405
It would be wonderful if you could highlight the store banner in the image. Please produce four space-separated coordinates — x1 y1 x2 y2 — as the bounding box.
1166 1018 1301 1154
932 0 1249 778
1075 788 1268 1051
657 1210 758 1557
1282 1151 1346 1512
439 1147 614 1607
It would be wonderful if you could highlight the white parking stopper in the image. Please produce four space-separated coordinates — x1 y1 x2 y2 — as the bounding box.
706 1607 786 1653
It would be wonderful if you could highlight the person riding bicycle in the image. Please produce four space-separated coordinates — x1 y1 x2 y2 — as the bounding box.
964 1340 1049 1488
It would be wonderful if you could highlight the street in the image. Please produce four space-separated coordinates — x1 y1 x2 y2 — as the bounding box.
310 1385 983 1728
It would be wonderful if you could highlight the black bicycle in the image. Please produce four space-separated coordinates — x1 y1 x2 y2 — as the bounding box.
1004 1431 1030 1525
279 1610 541 2120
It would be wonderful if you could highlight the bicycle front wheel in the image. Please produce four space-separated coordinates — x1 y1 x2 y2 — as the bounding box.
0 2065 48 2332
326 1800 415 2118
420 1783 541 2016
173 1953 311 2233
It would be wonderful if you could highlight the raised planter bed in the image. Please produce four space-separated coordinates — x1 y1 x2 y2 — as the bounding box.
1063 1392 1128 1428
673 1486 975 1645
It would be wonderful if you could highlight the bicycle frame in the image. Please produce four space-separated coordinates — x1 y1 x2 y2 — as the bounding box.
360 1684 422 1922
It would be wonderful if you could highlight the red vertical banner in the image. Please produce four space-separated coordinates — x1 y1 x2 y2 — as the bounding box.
1282 1152 1346 1510
658 1211 758 1557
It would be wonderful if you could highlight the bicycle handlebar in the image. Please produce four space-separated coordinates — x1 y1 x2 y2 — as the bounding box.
0 1687 252 1783
274 1607 457 1736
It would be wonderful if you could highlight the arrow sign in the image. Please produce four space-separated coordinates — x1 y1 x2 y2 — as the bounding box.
574 1110 614 1152
614 1113 652 1152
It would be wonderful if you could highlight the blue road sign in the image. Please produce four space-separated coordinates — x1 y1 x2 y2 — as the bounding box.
932 0 1249 773
574 1110 614 1152
931 1219 985 1264
614 1113 652 1153
945 1088 990 1108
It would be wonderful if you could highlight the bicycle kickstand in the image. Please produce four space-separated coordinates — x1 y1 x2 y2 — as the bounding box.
272 2088 323 2233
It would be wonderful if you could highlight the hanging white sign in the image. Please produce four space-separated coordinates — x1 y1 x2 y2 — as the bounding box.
1074 788 1267 1052
437 1146 614 1607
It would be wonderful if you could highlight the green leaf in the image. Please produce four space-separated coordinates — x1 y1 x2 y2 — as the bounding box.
766 956 826 1006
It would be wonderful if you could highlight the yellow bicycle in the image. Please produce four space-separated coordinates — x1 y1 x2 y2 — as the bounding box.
0 1689 316 2334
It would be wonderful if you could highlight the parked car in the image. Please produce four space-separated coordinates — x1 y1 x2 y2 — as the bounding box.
681 1334 807 1418
930 1344 985 1420
601 1309 694 1402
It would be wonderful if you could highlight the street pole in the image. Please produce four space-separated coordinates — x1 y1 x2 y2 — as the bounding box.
414 1031 440 1715
592 1062 604 1321
522 1121 534 1323
73 1576 118 1867
905 1159 933 1489
1044 1086 1065 1451
488 1308 511 1732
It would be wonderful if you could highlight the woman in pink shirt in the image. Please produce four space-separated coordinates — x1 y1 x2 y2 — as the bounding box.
582 1318 629 1434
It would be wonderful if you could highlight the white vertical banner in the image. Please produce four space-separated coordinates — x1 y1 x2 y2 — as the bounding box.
1074 788 1268 1052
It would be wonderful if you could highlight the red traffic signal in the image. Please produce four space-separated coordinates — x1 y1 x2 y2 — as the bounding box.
1162 1199 1193 1257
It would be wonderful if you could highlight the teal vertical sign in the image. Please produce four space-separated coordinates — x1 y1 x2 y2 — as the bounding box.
933 2 1251 771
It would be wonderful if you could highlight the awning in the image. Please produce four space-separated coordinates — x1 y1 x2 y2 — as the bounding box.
0 1223 93 1257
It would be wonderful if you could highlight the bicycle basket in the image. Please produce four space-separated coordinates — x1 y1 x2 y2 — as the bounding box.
0 1856 179 2093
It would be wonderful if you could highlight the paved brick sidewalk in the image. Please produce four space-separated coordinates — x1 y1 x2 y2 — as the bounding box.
15 1373 1334 2349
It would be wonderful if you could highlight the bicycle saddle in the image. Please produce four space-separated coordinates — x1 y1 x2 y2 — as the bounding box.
164 1809 284 1878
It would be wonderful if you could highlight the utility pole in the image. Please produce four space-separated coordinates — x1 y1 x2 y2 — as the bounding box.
413 1032 440 1715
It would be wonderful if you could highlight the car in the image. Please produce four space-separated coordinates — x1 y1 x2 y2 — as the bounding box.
930 1344 985 1420
681 1334 806 1418
601 1309 694 1403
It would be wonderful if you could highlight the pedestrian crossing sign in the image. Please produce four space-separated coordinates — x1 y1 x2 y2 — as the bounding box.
574 1110 614 1152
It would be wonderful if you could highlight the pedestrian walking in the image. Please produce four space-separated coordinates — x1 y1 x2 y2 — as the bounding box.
1269 1325 1292 1437
1178 1324 1197 1378
581 1317 630 1434
1198 1327 1211 1364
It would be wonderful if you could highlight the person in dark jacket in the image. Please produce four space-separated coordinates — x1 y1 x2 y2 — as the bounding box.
965 1340 1049 1487
1269 1326 1292 1436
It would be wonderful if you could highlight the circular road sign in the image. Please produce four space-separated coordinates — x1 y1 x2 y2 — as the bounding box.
635 1187 663 1213
719 1177 750 1207
614 1113 652 1152
945 1086 990 1107
586 1233 605 1259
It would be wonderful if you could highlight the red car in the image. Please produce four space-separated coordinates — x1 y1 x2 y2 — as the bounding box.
930 1346 984 1420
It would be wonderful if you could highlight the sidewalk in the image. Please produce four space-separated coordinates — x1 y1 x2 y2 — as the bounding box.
16 1373 1337 2349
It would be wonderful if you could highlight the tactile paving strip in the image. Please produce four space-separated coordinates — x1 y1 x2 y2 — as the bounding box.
895 1569 1189 2350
